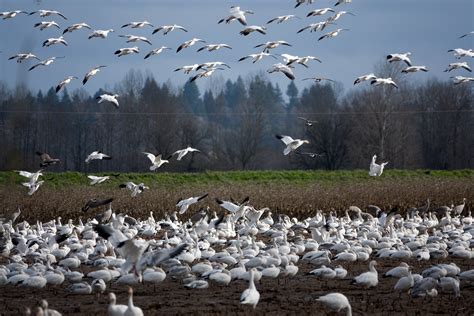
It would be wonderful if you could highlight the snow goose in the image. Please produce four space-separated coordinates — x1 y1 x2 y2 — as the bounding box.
197 44 232 52
459 31 474 38
63 22 91 34
302 77 335 83
190 67 225 82
174 64 200 74
452 198 466 216
307 8 335 17
85 151 112 163
41 300 61 316
34 21 60 30
297 21 333 33
335 0 352 6
394 270 414 293
22 180 43 195
68 282 92 294
384 262 409 278
29 56 64 71
143 268 166 283
255 40 291 53
185 280 209 289
459 269 474 284
119 35 152 45
219 6 254 25
351 260 378 288
268 63 295 80
439 277 460 297
124 287 143 316
297 117 317 127
448 48 474 59
401 66 428 73
370 77 398 88
316 293 352 316
327 11 356 22
334 265 348 279
354 73 377 85
16 169 43 183
108 292 127 316
88 29 114 39
275 134 309 155
238 52 277 63
240 268 260 309
197 61 230 70
172 146 200 161
121 21 153 28
56 76 77 93
92 278 107 296
83 65 106 85
8 53 40 63
308 265 336 279
152 24 187 35
318 28 349 41
451 76 474 84
43 36 68 47
119 182 149 197
142 152 170 171
0 10 28 20
215 196 249 213
177 38 206 53
97 94 119 108
144 46 171 59
387 52 412 66
267 15 299 24
29 10 67 19
240 25 266 36
176 194 208 214
444 62 471 72
411 277 438 297
114 47 139 57
295 0 315 8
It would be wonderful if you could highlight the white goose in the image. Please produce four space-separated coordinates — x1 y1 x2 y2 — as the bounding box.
172 146 200 161
63 22 91 34
267 15 299 24
43 36 68 47
318 28 349 41
369 155 388 176
328 11 356 22
354 73 377 85
176 38 206 53
124 287 143 316
121 21 153 28
142 152 170 171
83 65 107 85
268 63 295 80
144 46 171 59
119 35 152 45
8 53 40 63
88 29 114 39
240 268 260 309
0 10 28 19
22 180 44 195
387 52 412 66
85 151 112 163
29 10 67 20
444 62 471 72
370 77 398 88
34 21 60 31
275 134 309 155
238 52 277 63
240 25 266 36
219 6 254 25
114 47 140 57
197 44 232 52
108 292 127 316
451 76 474 84
119 182 149 197
152 24 187 35
255 40 291 53
297 21 333 33
402 66 428 73
28 56 64 71
351 260 378 288
87 175 110 185
97 94 119 108
176 194 208 214
56 76 78 93
317 293 352 316
307 8 335 17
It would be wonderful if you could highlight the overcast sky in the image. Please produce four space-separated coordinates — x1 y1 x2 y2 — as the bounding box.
0 0 472 97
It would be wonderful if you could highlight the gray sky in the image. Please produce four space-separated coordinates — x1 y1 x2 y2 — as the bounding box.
0 0 473 97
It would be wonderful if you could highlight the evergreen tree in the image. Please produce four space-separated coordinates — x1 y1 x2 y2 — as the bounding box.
182 80 202 113
286 81 299 110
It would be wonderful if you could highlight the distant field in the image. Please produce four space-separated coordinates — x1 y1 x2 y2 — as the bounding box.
0 169 472 222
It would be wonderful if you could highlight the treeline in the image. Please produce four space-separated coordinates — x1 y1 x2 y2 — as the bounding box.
0 64 472 172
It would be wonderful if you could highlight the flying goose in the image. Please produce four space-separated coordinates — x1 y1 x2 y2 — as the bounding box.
28 56 64 71
83 65 106 85
444 62 471 72
85 151 112 163
275 134 309 155
197 61 230 70
22 180 44 196
369 155 388 176
176 194 209 214
267 63 295 80
142 152 171 171
56 76 77 93
177 38 206 53
318 28 349 41
215 196 250 213
34 21 60 30
295 0 315 8
219 6 254 25
96 94 119 108
114 46 139 57
197 44 232 52
327 11 356 22
297 21 334 33
281 54 321 67
87 175 110 185
152 24 187 35
401 66 428 73
144 46 171 59
267 15 299 24
172 146 200 160
297 117 317 127
335 0 352 6
36 151 60 167
354 73 377 85
0 10 28 19
119 182 149 197
88 29 114 39
296 152 325 158
29 10 67 20
255 40 291 53
119 34 152 45
238 52 277 63
43 36 68 47
121 21 154 28
240 25 266 36
307 8 335 17
459 31 474 39
386 52 412 66
63 22 91 34
451 76 474 84
8 53 40 63
370 77 398 88
302 77 335 83
82 198 113 212
15 169 43 184
448 48 474 59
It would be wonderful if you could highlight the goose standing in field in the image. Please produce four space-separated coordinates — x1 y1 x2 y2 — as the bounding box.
108 292 127 316
267 63 295 80
197 44 232 52
152 24 187 35
82 198 113 212
29 10 67 19
387 52 412 66
316 293 352 316
144 46 171 59
172 146 200 161
87 175 110 185
459 31 474 39
394 270 414 293
297 116 317 127
369 155 388 176
121 21 153 28
119 182 149 197
88 29 114 39
114 47 139 57
177 38 206 53
354 73 377 85
0 10 28 20
28 56 64 71
240 25 266 36
267 15 299 24
351 260 378 288
219 6 254 25
119 35 152 45
444 62 471 72
451 75 474 84
240 268 260 309
453 198 466 216
142 152 171 171
63 22 91 34
276 135 309 155
97 94 119 108
297 21 334 33
401 66 428 73
307 8 335 17
370 77 398 88
176 194 209 214
255 40 292 53
83 65 106 85
8 53 40 63
238 52 277 63
36 151 60 167
318 28 349 41
34 21 60 30
56 76 78 93
41 300 61 316
43 36 68 47
85 151 112 163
